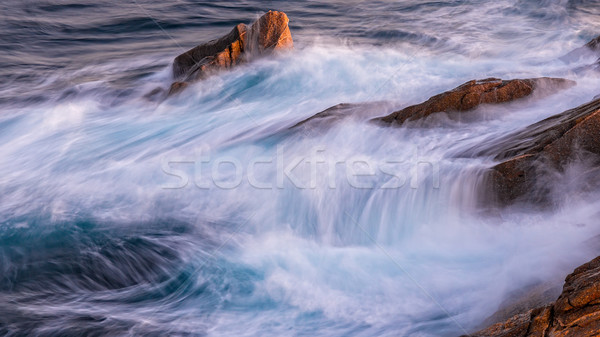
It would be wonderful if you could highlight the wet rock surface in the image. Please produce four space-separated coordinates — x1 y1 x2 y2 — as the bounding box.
172 23 248 81
167 11 293 95
466 256 600 337
479 96 600 205
374 78 575 126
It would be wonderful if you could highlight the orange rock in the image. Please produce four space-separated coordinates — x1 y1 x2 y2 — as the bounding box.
375 77 574 125
172 23 247 81
467 256 600 337
167 11 293 95
246 10 294 55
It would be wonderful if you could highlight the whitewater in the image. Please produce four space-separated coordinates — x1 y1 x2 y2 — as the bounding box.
1 1 600 336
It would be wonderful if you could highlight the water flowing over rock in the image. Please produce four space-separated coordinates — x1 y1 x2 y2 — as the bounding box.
374 78 575 125
480 96 600 205
466 255 600 337
562 34 600 63
290 102 396 132
585 35 600 52
169 10 293 94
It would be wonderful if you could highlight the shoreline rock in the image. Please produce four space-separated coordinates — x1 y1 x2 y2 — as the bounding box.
465 255 600 337
373 77 575 126
479 96 600 205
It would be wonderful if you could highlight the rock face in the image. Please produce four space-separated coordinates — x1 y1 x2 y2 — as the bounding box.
172 23 248 81
246 11 294 55
170 11 293 91
466 256 600 337
480 96 600 205
374 78 575 125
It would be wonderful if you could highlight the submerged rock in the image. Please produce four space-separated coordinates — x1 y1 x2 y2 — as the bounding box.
290 102 397 131
168 11 293 95
481 96 600 205
466 255 600 337
374 78 575 126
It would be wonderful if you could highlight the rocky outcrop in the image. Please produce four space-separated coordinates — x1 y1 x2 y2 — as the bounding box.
374 78 575 126
479 96 600 205
172 23 248 81
466 256 600 337
168 11 293 94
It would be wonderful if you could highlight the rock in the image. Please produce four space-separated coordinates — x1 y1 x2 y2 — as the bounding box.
246 10 294 55
143 87 167 102
172 23 248 81
585 35 600 52
167 81 189 96
561 35 600 72
480 96 600 205
167 10 293 95
290 102 396 131
562 35 600 63
481 281 563 329
466 256 600 337
374 78 575 126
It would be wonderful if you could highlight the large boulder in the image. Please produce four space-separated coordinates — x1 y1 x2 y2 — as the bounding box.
374 78 575 126
168 11 293 94
478 96 600 205
466 256 600 337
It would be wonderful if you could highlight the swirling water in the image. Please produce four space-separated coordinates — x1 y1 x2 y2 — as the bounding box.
1 1 600 336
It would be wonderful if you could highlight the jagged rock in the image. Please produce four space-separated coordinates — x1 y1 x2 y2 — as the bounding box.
167 10 293 95
246 10 294 55
172 23 247 81
374 78 575 126
480 96 600 205
466 256 600 337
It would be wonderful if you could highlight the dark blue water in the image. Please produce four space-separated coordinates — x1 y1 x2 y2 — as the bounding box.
1 1 600 336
